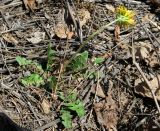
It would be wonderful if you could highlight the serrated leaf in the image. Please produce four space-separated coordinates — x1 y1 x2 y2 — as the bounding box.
58 91 65 101
94 57 104 65
21 73 44 87
67 100 85 118
47 76 57 90
47 43 55 70
84 69 95 79
60 110 72 128
16 56 32 66
32 62 44 73
67 92 77 102
69 51 88 71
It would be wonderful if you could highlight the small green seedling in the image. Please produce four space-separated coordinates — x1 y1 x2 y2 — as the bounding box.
69 51 88 71
16 44 57 89
60 110 72 129
59 91 85 129
93 57 104 65
16 56 32 66
21 73 44 87
47 43 55 71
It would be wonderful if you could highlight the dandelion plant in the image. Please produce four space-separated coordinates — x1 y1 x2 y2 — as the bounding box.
64 5 136 69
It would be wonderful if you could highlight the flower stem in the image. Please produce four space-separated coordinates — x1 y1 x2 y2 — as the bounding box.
63 19 118 70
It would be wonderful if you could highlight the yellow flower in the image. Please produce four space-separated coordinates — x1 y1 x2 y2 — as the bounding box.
116 6 136 27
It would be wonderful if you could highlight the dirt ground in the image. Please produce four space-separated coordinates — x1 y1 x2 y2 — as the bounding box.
0 0 160 131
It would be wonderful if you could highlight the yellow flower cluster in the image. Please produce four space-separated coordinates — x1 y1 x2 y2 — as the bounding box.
116 6 136 27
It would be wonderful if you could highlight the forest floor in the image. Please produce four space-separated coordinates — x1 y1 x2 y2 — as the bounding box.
0 0 160 130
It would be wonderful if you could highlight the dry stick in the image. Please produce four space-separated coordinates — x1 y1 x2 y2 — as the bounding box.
34 119 60 131
131 30 160 115
0 1 22 9
27 102 42 126
63 20 118 70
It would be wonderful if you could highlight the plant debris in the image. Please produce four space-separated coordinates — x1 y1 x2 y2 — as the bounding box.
0 0 160 130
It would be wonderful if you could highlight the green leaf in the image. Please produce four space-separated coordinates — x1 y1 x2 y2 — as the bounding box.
60 110 72 128
21 74 44 87
16 56 32 66
67 100 85 118
69 51 88 71
67 92 77 102
47 43 55 70
47 76 57 90
84 69 95 79
33 62 43 70
94 57 104 65
58 92 65 101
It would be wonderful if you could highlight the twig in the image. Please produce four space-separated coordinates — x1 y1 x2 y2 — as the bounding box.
0 1 22 9
34 119 60 131
27 101 42 126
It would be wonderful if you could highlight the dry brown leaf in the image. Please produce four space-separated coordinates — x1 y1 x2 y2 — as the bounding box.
54 23 74 39
41 99 51 114
135 42 159 67
105 4 115 13
94 102 105 125
147 50 160 67
142 13 155 23
77 9 91 27
67 31 74 40
2 33 18 44
23 0 37 11
94 94 118 130
91 85 106 98
54 23 68 39
104 94 118 130
120 93 129 108
134 75 160 101
135 42 152 59
150 0 160 6
114 25 120 42
27 31 45 44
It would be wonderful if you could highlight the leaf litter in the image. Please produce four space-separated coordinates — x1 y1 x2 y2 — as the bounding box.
0 0 160 130
134 75 160 101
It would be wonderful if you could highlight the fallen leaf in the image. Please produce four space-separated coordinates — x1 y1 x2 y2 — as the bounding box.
94 102 105 125
91 85 106 98
134 75 160 101
54 23 74 39
77 9 91 27
104 94 118 130
2 33 19 44
114 25 120 42
94 93 118 130
41 99 51 114
147 50 160 67
135 42 159 67
105 4 115 13
150 0 160 6
23 0 37 11
27 31 45 44
36 0 42 4
119 92 129 111
135 42 152 59
67 31 74 40
142 13 155 23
